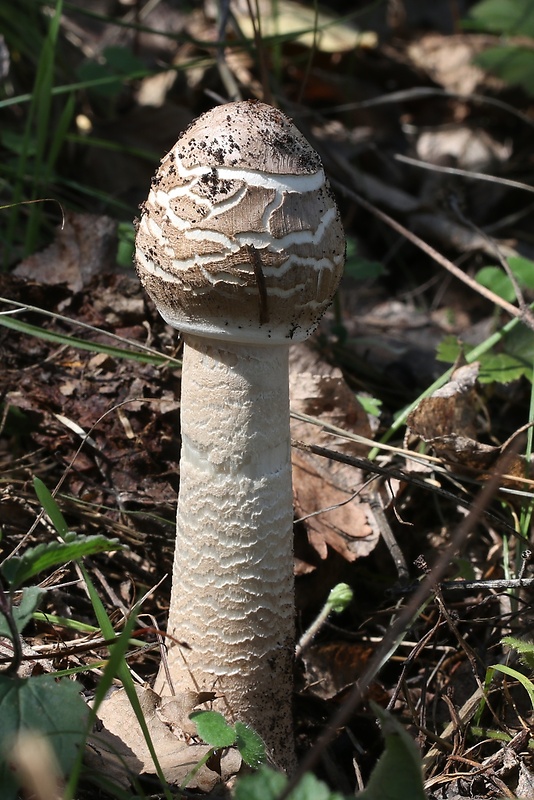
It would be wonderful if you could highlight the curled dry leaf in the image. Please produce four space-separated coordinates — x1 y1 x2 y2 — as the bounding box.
89 686 241 790
157 690 217 737
289 343 380 567
406 362 532 489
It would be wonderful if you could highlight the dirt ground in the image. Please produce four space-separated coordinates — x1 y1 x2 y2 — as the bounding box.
1 1 534 797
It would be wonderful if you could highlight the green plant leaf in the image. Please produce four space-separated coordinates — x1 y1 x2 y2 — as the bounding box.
475 257 534 303
476 266 518 303
477 324 534 383
234 765 287 800
234 721 266 767
477 351 532 383
357 394 382 418
464 0 534 36
0 586 46 640
501 636 534 670
435 335 464 365
1 533 122 589
32 612 99 634
76 60 121 97
189 710 237 748
475 46 534 96
0 313 165 365
487 664 534 709
102 45 145 75
289 773 346 800
34 477 69 537
0 674 88 800
345 239 386 281
436 328 534 384
356 703 426 800
76 46 145 99
234 765 346 800
117 221 136 267
507 256 534 289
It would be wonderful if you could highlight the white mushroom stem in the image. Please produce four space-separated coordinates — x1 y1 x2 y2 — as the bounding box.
155 333 295 767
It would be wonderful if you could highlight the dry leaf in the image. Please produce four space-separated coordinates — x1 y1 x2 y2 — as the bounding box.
406 363 531 488
229 0 377 53
14 212 117 292
157 690 217 737
407 33 502 96
301 641 387 703
89 686 241 790
416 127 512 171
290 343 380 565
407 362 481 446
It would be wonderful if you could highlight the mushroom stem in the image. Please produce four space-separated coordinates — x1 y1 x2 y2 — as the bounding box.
155 334 295 769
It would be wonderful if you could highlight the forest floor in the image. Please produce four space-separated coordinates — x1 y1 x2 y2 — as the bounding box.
1 1 534 798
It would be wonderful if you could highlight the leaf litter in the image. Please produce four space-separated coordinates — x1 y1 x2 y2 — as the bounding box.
1 0 534 796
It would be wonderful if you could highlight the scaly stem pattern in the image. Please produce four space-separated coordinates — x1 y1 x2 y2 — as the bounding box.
155 334 296 770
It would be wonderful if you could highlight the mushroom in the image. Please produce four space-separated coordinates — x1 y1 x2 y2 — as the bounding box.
135 100 345 770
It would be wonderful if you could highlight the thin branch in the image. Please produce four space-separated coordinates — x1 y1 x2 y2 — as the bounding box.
396 152 534 196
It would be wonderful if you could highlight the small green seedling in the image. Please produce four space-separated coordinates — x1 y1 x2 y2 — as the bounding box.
182 710 266 789
297 582 354 656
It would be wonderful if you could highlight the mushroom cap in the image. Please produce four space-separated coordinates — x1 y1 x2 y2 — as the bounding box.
135 100 345 344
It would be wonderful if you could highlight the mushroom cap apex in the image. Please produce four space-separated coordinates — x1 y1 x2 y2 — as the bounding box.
135 100 345 344
174 100 322 177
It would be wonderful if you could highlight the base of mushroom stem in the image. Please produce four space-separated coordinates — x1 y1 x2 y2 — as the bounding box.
154 644 297 773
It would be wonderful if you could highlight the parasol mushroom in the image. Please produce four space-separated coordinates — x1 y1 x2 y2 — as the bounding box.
135 100 345 770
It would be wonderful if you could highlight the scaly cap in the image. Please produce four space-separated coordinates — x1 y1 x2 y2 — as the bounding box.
135 100 345 344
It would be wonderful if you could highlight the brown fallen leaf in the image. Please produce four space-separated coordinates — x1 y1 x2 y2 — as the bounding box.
14 212 117 292
407 362 481 445
416 127 511 172
157 690 217 738
89 686 241 790
289 343 380 566
407 32 505 96
301 640 388 704
228 0 377 53
406 362 532 489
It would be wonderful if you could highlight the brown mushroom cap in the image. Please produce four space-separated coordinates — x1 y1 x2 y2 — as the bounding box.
135 100 345 344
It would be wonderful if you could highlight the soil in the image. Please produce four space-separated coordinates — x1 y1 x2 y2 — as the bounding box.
1 1 534 798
